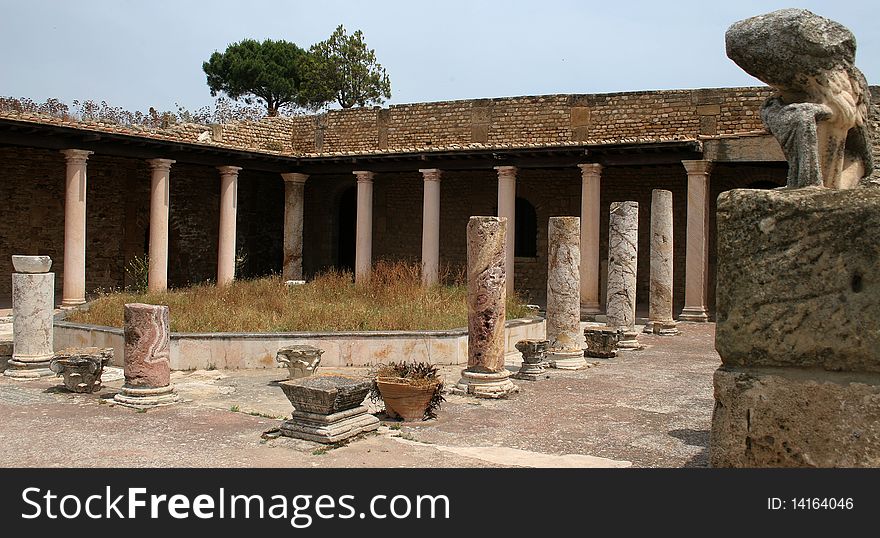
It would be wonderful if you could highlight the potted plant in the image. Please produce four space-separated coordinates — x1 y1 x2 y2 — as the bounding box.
370 362 445 421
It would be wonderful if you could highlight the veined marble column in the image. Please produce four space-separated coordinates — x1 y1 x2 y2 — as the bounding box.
419 169 442 286
353 171 374 284
453 216 518 398
217 166 242 286
680 160 712 322
546 217 587 370
6 255 54 378
606 201 640 350
495 166 516 295
113 303 179 409
281 173 308 282
147 158 175 293
646 189 679 335
578 163 603 318
61 149 93 307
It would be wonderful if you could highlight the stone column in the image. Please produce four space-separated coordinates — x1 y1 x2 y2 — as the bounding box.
281 173 308 282
453 216 518 398
680 160 712 322
147 159 175 293
419 168 442 286
353 171 374 284
606 201 640 350
217 166 242 286
546 217 587 369
495 166 516 295
113 303 179 409
578 163 603 318
6 256 54 378
60 149 92 307
646 189 678 335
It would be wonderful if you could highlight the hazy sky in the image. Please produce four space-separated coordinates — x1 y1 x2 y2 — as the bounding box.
1 1 877 113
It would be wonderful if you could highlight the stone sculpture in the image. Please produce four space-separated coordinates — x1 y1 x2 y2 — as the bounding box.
113 303 180 409
276 344 324 379
6 255 55 378
49 347 113 393
545 217 587 369
726 9 873 189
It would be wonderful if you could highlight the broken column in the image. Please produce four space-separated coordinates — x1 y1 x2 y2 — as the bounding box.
546 216 587 369
6 255 55 378
645 189 678 335
113 303 179 409
606 202 641 350
453 216 518 398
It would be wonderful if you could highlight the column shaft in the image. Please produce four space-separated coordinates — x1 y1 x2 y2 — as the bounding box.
353 171 374 284
217 166 242 286
578 163 602 317
680 160 712 322
420 169 442 286
61 149 93 306
147 159 174 293
495 166 516 295
281 173 308 281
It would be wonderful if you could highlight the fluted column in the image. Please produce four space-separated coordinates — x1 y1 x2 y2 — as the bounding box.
60 149 93 306
419 168 442 286
578 163 602 318
353 171 374 284
495 166 516 295
147 158 175 293
281 173 308 282
680 160 712 322
217 166 242 286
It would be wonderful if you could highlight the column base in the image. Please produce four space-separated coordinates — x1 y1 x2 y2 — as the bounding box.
548 349 588 370
512 362 547 381
281 405 379 444
580 303 603 321
679 307 710 322
451 369 519 399
61 299 86 308
4 359 53 379
617 329 643 350
643 320 680 336
113 384 180 409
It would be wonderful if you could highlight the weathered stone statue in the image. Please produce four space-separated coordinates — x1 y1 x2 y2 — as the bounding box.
726 9 874 189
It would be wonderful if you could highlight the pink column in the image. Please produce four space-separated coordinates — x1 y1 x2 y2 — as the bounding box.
495 165 516 295
217 166 242 286
147 159 175 293
353 171 374 284
578 163 602 317
680 160 713 322
281 173 308 281
419 168 442 286
60 149 93 306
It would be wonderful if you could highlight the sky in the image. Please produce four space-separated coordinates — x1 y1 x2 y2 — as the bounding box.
1 0 878 114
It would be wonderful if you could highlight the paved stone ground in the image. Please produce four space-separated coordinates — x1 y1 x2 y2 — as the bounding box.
0 322 720 468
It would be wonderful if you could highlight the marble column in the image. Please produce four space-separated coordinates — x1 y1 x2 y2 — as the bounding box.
353 171 374 284
281 172 308 282
646 189 679 335
113 303 179 409
546 217 587 369
217 166 241 286
578 163 603 318
147 158 174 293
680 160 712 322
495 166 516 295
419 168 442 286
61 149 93 307
6 256 54 378
453 216 518 398
606 201 640 350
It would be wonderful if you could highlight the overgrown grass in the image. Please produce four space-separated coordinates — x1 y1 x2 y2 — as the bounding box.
69 261 532 333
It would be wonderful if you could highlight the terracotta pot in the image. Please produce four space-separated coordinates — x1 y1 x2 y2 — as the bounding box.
376 377 440 421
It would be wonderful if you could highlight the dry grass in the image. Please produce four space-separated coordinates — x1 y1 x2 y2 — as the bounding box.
69 261 532 333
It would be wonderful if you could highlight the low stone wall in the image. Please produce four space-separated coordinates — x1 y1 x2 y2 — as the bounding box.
54 317 545 370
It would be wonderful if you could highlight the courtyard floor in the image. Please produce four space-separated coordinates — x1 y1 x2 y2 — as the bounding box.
0 322 719 468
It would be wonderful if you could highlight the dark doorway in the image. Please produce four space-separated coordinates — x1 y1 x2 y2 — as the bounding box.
515 197 537 257
337 186 357 272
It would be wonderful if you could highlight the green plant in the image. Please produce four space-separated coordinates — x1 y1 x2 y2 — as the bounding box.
230 405 240 412
369 361 445 420
125 254 149 295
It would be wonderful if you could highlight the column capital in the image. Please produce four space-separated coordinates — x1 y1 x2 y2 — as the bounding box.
682 159 713 177
217 165 242 176
418 168 442 182
353 170 375 183
494 165 517 179
577 163 603 178
281 172 309 184
147 158 176 172
60 149 93 164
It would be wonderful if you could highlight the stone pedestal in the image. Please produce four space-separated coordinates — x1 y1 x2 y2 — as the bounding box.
546 217 587 369
7 256 55 379
113 303 179 409
49 347 113 393
512 339 548 381
711 187 880 467
606 202 641 350
276 344 324 379
452 216 519 398
645 189 678 335
278 375 378 444
584 328 622 358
